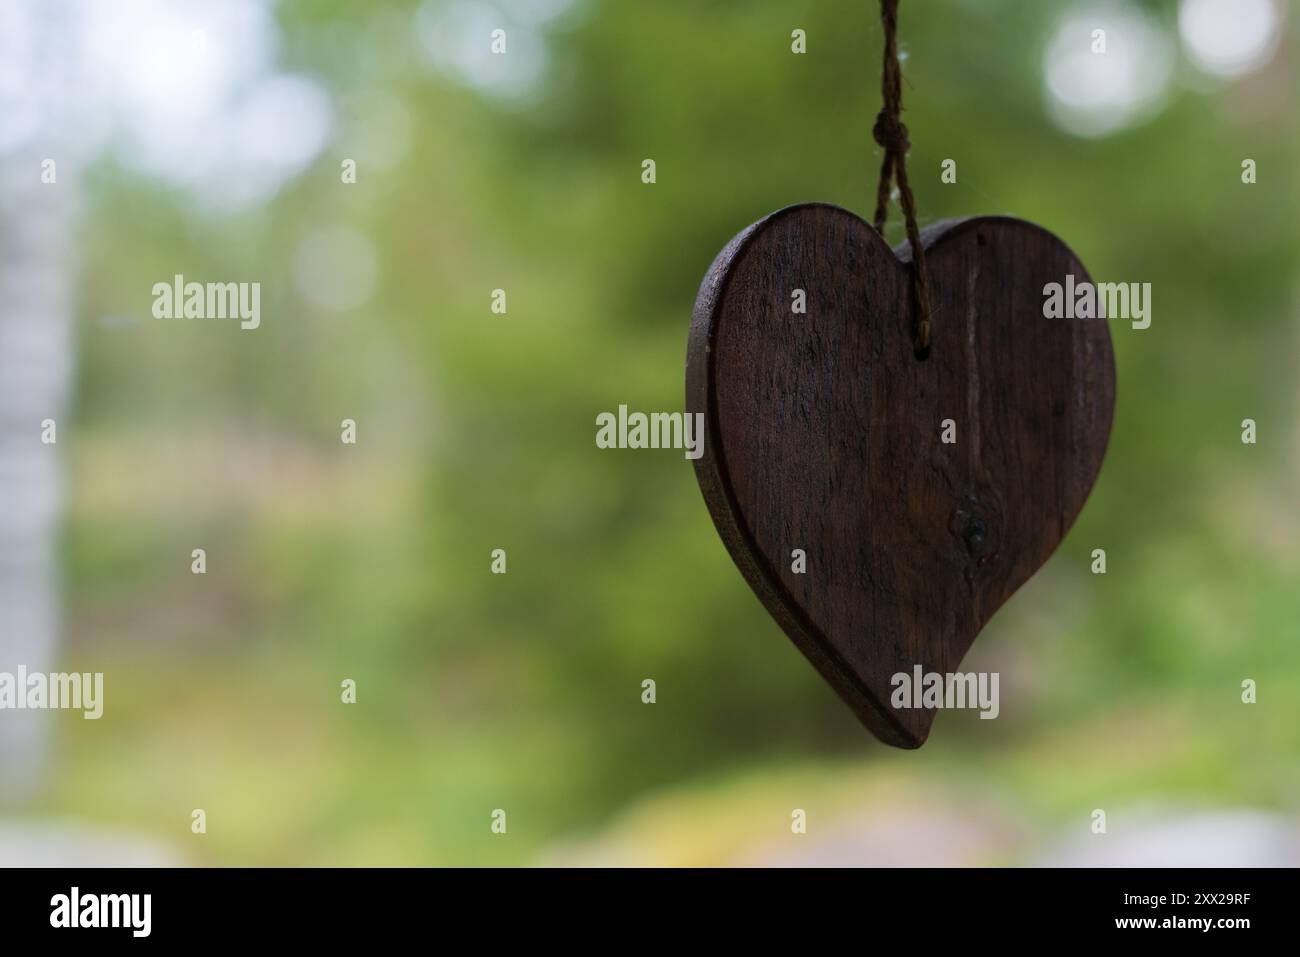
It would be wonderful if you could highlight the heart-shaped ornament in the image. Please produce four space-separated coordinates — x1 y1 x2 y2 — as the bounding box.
687 203 1115 748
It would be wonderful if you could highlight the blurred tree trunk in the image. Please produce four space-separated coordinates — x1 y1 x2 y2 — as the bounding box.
0 1 78 802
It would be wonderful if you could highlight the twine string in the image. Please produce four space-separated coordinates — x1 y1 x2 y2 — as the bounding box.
871 0 933 358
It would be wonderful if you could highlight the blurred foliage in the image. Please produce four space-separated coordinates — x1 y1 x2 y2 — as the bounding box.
33 0 1300 863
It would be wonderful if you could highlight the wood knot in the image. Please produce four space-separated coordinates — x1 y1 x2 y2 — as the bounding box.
950 496 998 562
961 514 988 554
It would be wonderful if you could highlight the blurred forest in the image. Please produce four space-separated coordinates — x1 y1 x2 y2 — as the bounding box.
2 0 1297 864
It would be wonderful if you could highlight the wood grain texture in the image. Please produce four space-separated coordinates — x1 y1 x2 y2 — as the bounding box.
687 203 1115 748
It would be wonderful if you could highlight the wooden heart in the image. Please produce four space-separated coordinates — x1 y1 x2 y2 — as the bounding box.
687 203 1115 748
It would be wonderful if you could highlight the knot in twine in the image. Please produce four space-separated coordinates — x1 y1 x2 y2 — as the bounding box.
872 109 910 155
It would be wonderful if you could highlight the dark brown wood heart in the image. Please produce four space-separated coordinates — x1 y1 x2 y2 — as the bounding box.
687 203 1115 748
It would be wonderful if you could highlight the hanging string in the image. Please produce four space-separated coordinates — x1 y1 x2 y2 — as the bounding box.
871 0 932 358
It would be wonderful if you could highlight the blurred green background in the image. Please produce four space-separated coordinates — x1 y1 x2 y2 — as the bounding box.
3 0 1298 865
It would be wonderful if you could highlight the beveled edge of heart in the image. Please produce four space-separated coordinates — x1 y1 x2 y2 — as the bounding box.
686 202 1114 749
